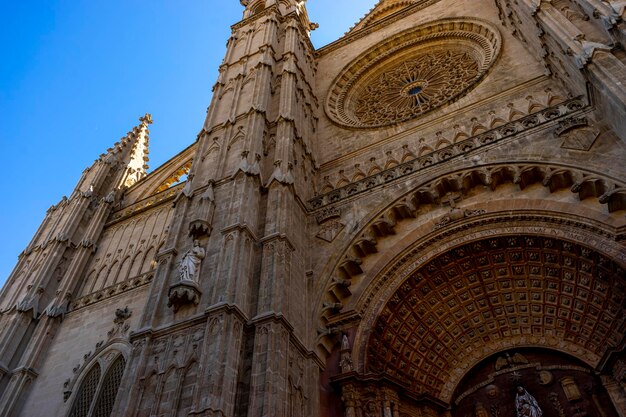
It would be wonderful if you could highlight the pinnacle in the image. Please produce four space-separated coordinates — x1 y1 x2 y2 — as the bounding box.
139 113 153 125
95 114 152 188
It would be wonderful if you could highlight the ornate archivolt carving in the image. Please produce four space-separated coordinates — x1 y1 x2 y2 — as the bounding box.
312 96 585 209
365 235 625 401
325 18 502 128
316 181 626 361
317 161 626 321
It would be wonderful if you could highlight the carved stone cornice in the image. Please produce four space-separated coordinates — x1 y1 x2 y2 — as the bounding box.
107 183 182 226
310 96 587 209
70 272 154 312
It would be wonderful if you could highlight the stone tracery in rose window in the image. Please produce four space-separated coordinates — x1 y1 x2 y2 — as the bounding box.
353 50 480 126
324 18 502 129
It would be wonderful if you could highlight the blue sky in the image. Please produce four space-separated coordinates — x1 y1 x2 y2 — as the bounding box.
0 1 377 286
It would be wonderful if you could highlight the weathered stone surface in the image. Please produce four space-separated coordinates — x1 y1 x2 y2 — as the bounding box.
1 1 625 416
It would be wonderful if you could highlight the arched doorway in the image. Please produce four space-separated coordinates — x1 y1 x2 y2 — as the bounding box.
333 234 625 417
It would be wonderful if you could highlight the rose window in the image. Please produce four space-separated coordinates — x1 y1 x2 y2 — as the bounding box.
353 50 480 126
324 19 502 129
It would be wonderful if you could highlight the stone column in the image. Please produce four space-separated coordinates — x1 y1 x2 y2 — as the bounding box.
191 308 246 417
246 318 291 417
601 374 626 417
585 50 626 139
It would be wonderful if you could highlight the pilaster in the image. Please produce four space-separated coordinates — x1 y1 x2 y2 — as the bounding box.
601 374 626 417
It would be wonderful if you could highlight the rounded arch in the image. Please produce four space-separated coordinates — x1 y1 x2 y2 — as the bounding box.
346 228 625 403
313 161 626 330
313 160 626 410
450 348 622 417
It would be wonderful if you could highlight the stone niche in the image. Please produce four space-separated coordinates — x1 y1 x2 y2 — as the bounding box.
452 349 621 417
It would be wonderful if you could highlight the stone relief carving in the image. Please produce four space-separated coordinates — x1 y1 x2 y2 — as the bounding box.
496 353 530 371
316 220 345 243
311 96 586 209
515 386 543 417
339 334 354 373
556 117 600 151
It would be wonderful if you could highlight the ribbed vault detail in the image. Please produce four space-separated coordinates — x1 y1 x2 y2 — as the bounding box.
367 235 626 400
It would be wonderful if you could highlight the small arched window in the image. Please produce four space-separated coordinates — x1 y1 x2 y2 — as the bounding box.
67 355 127 417
92 356 127 417
68 364 101 417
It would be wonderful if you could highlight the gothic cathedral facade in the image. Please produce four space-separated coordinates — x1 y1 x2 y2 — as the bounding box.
1 1 625 416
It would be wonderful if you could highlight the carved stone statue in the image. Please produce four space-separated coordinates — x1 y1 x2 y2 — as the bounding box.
340 334 354 373
178 240 205 282
515 386 542 417
342 334 350 350
364 401 380 417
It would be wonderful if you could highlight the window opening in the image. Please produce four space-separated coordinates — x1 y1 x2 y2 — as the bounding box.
68 364 101 417
92 356 127 417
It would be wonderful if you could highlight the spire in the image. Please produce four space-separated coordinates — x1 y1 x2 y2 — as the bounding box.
122 113 152 187
98 114 152 189
347 0 416 34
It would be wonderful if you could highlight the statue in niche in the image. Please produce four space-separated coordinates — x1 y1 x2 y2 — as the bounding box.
364 401 380 417
339 334 354 373
515 386 542 417
178 240 205 282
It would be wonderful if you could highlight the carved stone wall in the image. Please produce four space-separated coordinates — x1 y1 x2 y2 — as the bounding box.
1 0 625 416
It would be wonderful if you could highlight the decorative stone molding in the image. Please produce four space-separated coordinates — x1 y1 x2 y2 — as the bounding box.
108 183 182 225
555 116 600 151
311 97 586 209
316 220 346 243
315 206 341 225
325 18 502 128
317 0 442 56
70 272 153 311
168 281 202 313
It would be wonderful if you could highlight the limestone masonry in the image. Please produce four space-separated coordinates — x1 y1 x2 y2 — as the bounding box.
1 1 625 416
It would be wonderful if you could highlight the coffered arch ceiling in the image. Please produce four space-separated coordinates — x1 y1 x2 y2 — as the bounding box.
315 162 626 328
364 234 626 402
